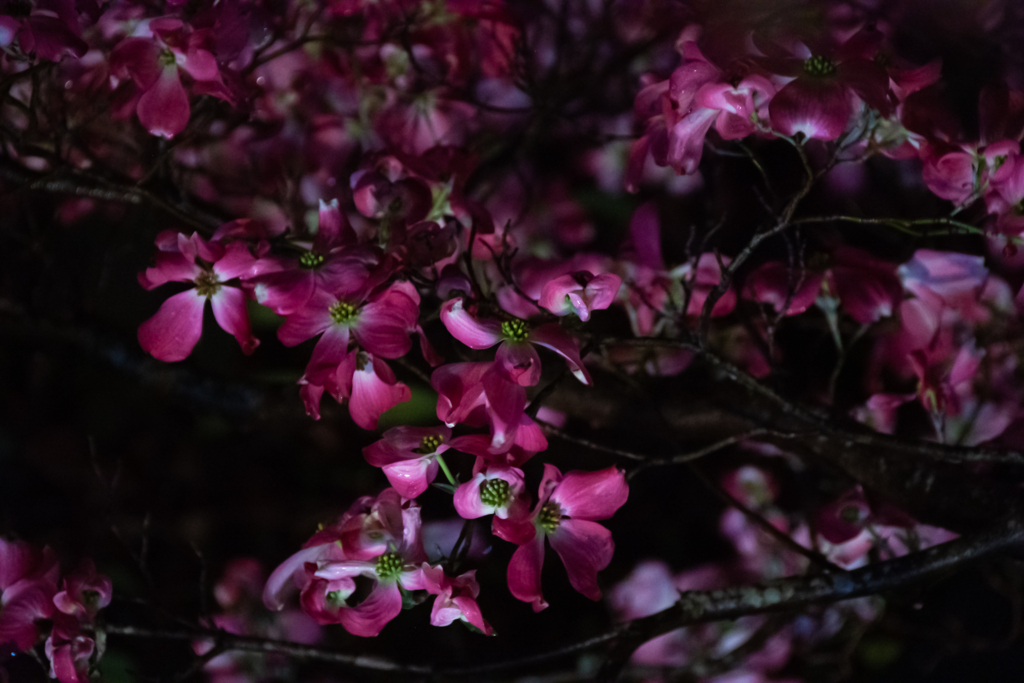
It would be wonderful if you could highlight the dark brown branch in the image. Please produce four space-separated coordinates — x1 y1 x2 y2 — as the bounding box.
601 337 1024 533
594 513 1024 681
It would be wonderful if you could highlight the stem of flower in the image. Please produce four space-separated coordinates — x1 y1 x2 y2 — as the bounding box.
436 454 456 487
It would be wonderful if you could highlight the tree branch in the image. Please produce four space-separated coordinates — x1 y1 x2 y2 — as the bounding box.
594 512 1024 681
99 514 1024 681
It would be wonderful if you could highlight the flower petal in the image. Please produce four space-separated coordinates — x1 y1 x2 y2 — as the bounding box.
349 357 411 430
453 474 492 519
496 341 541 386
528 324 592 385
382 457 438 499
338 582 403 637
440 298 503 349
506 533 548 612
137 65 190 138
550 467 628 521
770 78 852 141
210 286 259 355
138 289 206 362
548 518 614 601
666 107 717 175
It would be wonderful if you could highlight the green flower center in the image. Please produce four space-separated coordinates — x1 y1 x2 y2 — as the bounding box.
375 551 404 580
803 55 836 78
159 49 177 68
329 300 359 324
300 250 325 269
326 589 346 606
414 434 443 455
538 501 563 533
194 270 221 297
501 318 530 342
840 505 862 524
82 589 100 608
479 478 511 508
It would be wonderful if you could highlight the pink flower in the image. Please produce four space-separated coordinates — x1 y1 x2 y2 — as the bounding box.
251 199 375 316
721 466 778 510
608 561 687 666
419 564 493 635
44 614 94 683
745 247 901 324
0 0 87 62
626 41 775 184
440 297 591 386
620 203 737 335
539 272 622 321
664 43 775 174
299 350 411 428
431 361 547 455
137 231 259 362
279 280 422 374
765 27 891 140
53 560 112 623
908 344 982 416
743 261 823 317
453 462 526 519
363 425 481 498
264 489 426 633
110 18 231 138
307 492 429 636
0 538 59 651
493 465 628 611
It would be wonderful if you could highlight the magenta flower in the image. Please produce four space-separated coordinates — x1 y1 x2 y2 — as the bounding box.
626 41 775 185
539 271 621 322
620 203 737 335
663 43 776 174
363 425 479 498
742 261 823 316
308 491 428 636
419 564 493 635
898 249 992 322
279 280 422 372
493 465 628 611
251 199 377 316
745 247 902 324
431 360 548 456
110 18 230 138
45 613 94 683
53 560 112 623
264 490 424 627
765 27 890 140
138 231 259 362
0 538 59 651
0 0 87 62
299 349 411 428
440 297 591 386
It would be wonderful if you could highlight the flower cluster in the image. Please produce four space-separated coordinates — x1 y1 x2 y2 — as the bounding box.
9 0 1024 678
1 539 112 683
